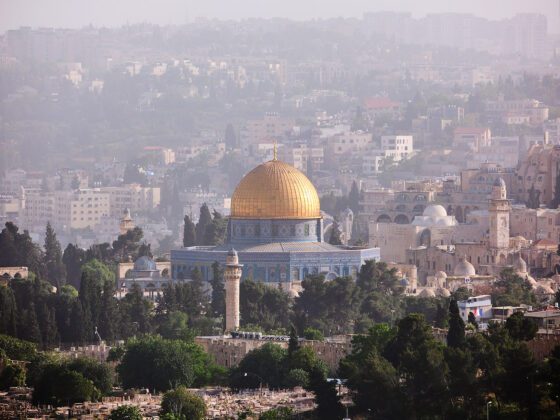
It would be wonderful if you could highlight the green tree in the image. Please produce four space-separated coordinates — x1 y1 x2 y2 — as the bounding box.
288 325 299 355
492 268 536 306
117 336 215 391
384 314 449 417
98 279 118 342
157 311 195 342
80 259 114 341
195 204 212 246
467 311 479 330
44 222 66 287
0 362 26 389
112 227 145 262
303 327 324 341
210 261 225 319
203 210 227 246
230 343 287 389
33 364 100 406
447 299 465 348
328 219 343 245
240 279 292 332
119 283 152 337
505 312 538 341
108 405 143 420
161 386 207 420
183 215 196 247
68 357 113 395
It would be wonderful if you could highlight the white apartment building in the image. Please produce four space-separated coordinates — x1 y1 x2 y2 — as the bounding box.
380 135 414 161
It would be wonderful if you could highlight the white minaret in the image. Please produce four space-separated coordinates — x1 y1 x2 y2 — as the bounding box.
489 177 510 249
224 248 243 333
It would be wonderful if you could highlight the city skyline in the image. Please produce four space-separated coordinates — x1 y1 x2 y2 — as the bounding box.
1 0 559 32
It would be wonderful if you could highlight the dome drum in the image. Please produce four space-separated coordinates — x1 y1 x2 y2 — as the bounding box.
228 218 323 245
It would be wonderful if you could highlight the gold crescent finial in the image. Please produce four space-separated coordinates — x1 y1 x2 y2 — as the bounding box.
273 141 278 161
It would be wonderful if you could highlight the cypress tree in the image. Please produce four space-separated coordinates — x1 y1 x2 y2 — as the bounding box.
44 222 66 288
210 261 225 319
195 204 212 245
183 215 196 247
20 303 42 346
288 325 300 356
69 299 86 345
447 299 465 348
98 280 118 342
62 243 86 289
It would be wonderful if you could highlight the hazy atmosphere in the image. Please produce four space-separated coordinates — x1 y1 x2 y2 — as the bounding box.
1 0 559 30
3 0 560 419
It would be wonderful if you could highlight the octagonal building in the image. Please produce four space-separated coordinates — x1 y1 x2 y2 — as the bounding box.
171 157 379 292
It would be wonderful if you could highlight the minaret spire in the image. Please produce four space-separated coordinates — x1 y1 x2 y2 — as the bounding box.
273 141 278 161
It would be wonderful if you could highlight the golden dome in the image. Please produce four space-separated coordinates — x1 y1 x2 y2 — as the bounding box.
230 159 321 219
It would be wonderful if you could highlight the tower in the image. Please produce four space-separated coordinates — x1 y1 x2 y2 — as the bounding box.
489 178 510 249
224 248 243 332
119 208 134 235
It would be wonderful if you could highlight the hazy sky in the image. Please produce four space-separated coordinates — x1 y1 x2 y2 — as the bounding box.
1 0 558 32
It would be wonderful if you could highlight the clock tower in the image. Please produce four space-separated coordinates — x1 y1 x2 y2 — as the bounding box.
489 178 510 249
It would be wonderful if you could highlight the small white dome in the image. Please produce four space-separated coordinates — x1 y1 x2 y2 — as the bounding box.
435 271 448 279
454 257 476 277
423 204 447 218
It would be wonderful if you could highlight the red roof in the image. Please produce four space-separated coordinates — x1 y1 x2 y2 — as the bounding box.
533 238 557 248
363 97 400 110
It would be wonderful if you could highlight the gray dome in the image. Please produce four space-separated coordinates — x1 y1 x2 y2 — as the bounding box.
493 177 506 188
454 257 476 277
134 256 157 271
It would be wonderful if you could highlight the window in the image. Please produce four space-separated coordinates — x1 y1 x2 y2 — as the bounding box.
272 225 278 237
304 224 310 236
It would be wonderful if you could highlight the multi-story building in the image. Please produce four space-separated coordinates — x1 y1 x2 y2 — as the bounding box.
452 127 491 152
515 144 560 208
380 135 413 162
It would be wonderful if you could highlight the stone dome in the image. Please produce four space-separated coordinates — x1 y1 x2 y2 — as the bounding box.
134 256 157 271
423 204 447 218
419 288 436 298
493 177 506 188
230 159 321 220
454 257 476 277
435 271 448 279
